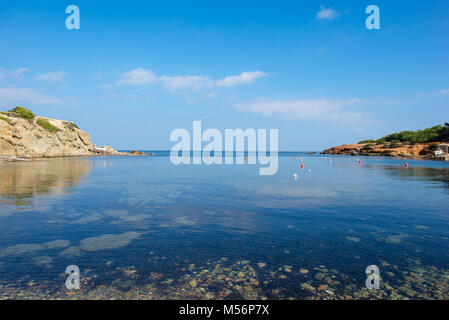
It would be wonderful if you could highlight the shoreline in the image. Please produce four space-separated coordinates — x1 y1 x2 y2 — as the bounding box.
322 143 449 162
1 152 447 164
0 153 152 162
320 152 443 162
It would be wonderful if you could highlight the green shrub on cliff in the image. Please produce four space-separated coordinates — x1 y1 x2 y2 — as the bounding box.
359 139 376 144
389 140 402 148
0 115 13 125
430 143 439 150
64 121 79 130
36 118 60 133
359 123 449 145
8 106 36 120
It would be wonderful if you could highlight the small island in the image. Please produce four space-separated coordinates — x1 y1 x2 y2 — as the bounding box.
322 123 449 161
0 106 147 161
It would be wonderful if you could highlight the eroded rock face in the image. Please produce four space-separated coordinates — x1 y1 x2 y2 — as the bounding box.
322 143 436 158
0 114 93 158
90 145 130 156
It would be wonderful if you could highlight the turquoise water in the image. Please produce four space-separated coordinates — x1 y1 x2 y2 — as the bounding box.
0 153 448 299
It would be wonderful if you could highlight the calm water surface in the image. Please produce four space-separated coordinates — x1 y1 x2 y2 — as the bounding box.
1 153 448 299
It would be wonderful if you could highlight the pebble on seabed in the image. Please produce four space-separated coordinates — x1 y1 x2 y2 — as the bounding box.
1 257 449 300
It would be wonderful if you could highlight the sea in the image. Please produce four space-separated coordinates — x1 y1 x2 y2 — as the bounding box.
0 152 448 299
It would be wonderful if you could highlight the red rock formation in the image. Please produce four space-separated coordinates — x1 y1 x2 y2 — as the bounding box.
322 143 436 159
131 150 146 155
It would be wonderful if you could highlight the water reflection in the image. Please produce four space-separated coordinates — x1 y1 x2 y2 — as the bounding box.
0 158 91 205
366 163 449 190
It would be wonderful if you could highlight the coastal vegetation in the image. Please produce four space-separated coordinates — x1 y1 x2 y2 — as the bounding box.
36 118 60 133
0 116 13 125
5 106 36 121
64 121 79 130
359 123 449 146
324 123 449 159
1 106 80 132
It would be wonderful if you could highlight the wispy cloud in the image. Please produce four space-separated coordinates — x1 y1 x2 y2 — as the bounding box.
158 75 212 90
216 71 269 87
117 68 157 86
35 71 67 82
116 68 268 90
94 72 104 81
440 88 449 96
316 5 338 20
0 67 29 80
99 83 112 89
0 88 64 106
234 98 367 124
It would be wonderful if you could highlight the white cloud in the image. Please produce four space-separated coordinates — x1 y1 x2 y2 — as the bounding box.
94 72 104 81
0 88 64 105
117 68 268 90
117 68 157 85
158 75 212 90
234 98 366 123
35 71 67 82
0 67 29 80
99 83 112 89
316 5 338 20
440 88 449 95
216 71 268 87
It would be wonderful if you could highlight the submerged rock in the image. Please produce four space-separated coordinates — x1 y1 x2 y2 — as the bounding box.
59 246 81 257
33 256 53 267
80 232 141 251
300 283 315 292
314 273 327 280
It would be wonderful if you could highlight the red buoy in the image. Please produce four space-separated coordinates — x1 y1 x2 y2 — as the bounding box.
300 163 304 169
405 162 409 168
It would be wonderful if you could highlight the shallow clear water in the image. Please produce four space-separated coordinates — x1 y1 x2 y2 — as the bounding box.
1 153 448 299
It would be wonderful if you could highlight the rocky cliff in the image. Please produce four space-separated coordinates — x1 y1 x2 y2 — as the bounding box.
0 110 93 158
322 143 436 159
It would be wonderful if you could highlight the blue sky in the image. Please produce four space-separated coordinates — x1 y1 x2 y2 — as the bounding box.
0 0 448 150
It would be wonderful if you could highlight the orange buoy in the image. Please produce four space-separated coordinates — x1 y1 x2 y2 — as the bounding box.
300 163 304 169
245 156 247 161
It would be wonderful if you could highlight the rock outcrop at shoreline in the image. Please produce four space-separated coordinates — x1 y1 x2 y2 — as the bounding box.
322 143 436 159
0 107 149 159
0 108 93 158
90 145 130 156
322 123 449 160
